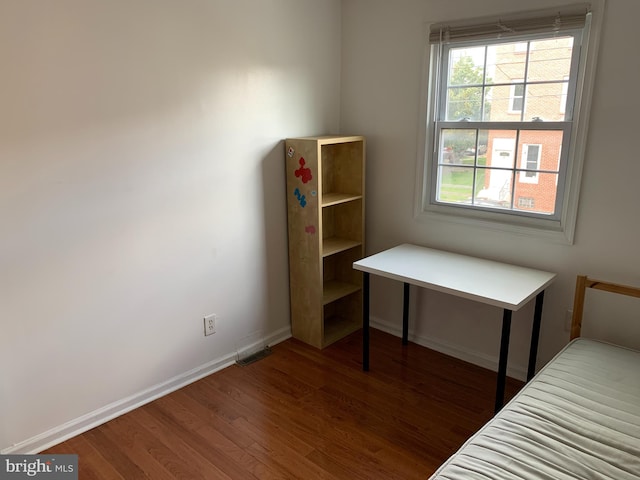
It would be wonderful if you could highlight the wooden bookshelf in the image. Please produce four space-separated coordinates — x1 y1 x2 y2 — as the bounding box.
285 135 365 348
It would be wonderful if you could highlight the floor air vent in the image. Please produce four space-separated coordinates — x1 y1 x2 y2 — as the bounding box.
236 331 271 366
236 345 272 366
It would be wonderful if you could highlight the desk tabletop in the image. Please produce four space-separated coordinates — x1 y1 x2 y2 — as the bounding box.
353 244 556 310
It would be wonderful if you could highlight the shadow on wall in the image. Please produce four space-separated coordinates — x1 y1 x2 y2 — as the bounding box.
258 140 291 345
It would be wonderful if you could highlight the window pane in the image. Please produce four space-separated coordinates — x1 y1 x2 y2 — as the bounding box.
527 37 574 83
487 84 522 120
448 46 486 86
446 86 484 121
437 165 476 204
513 172 558 214
524 82 569 121
440 129 478 164
475 169 513 209
517 130 563 174
485 42 526 85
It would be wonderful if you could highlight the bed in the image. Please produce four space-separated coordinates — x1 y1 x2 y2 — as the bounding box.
428 275 640 480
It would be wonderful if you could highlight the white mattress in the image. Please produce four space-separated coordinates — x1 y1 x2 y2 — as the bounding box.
429 338 640 479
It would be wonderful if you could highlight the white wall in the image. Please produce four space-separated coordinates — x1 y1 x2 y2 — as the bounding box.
0 0 342 452
341 0 640 377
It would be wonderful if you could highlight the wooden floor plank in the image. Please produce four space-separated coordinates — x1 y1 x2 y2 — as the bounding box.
99 417 177 480
42 329 524 479
153 395 285 480
57 437 124 480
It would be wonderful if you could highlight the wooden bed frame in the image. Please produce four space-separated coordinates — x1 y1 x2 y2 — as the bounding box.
570 274 640 340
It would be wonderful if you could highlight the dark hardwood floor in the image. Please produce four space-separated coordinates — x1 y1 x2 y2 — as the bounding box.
43 329 523 479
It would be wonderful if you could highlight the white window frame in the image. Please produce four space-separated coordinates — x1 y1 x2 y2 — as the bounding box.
414 3 604 244
560 75 570 114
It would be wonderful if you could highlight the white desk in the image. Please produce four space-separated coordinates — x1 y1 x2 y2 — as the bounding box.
353 244 557 412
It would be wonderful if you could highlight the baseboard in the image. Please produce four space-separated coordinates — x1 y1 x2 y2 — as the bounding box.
370 316 527 381
2 326 292 455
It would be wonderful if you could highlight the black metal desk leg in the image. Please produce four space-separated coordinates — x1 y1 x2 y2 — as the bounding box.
495 309 512 413
527 290 545 381
363 272 370 371
402 282 410 345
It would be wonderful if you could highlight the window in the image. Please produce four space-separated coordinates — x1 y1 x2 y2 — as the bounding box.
416 4 602 243
519 144 541 183
518 197 535 208
509 82 525 113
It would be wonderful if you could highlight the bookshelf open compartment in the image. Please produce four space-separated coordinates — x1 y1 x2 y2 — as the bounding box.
323 290 362 347
323 246 363 305
322 199 363 257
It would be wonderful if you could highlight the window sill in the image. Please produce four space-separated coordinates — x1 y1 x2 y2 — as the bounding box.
414 202 575 245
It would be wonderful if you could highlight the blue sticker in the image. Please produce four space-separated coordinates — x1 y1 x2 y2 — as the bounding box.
294 188 307 207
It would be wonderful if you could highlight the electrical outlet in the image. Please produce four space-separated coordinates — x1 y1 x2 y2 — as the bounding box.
204 314 216 336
